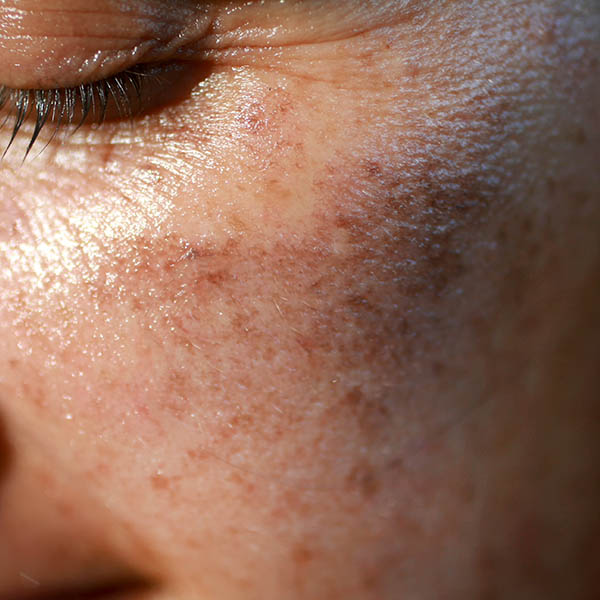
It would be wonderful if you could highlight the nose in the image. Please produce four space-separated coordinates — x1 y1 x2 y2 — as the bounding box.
0 411 157 600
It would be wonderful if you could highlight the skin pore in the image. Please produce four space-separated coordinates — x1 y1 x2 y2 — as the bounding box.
0 1 599 599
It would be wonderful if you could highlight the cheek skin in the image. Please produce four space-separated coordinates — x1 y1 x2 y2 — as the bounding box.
0 1 599 599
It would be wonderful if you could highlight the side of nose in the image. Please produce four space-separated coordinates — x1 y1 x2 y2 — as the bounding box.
0 411 157 599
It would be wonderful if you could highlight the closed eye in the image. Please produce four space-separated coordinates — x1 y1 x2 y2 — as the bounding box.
0 60 205 159
0 69 144 158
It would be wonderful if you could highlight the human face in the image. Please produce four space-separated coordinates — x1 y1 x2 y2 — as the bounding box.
0 1 599 599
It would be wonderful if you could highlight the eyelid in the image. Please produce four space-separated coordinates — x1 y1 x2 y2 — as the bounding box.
0 60 203 158
0 0 215 89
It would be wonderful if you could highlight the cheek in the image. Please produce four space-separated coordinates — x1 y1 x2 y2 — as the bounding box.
0 6 597 594
0 5 580 479
0 69 381 471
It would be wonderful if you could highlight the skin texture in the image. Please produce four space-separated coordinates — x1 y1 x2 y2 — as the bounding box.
0 1 599 598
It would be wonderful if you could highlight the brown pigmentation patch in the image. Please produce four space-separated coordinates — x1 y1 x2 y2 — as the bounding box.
345 463 381 500
150 473 171 492
292 543 315 566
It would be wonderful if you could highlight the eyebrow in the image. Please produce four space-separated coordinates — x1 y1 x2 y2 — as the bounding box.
0 0 212 89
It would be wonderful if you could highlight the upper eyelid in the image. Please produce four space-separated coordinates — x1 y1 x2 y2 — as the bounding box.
0 1 216 90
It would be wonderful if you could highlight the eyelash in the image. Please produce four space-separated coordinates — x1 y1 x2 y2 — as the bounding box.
0 68 148 158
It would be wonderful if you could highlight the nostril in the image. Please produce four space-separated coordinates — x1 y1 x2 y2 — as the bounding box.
0 410 13 488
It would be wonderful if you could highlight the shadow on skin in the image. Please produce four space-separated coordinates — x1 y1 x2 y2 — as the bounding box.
0 410 13 490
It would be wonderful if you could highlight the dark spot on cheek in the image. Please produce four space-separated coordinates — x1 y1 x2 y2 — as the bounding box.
56 498 76 518
186 447 212 463
228 471 256 495
345 462 381 500
89 234 240 334
432 361 446 377
150 472 182 494
316 154 495 304
404 61 423 79
571 127 587 146
228 410 256 430
150 473 171 491
520 217 533 235
19 380 47 409
325 387 392 443
291 544 315 565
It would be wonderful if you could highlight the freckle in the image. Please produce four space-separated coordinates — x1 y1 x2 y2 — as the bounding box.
229 411 255 430
540 23 557 45
187 447 211 463
22 382 46 409
572 127 587 146
346 463 381 500
161 396 189 420
56 500 75 518
131 297 145 311
520 217 533 235
294 333 317 354
228 472 256 494
150 473 171 491
276 489 311 519
206 269 230 285
432 361 446 376
406 62 421 78
363 160 383 179
362 570 381 593
292 544 314 565
387 457 405 473
344 387 364 412
38 470 58 492
497 227 508 245
187 536 202 550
